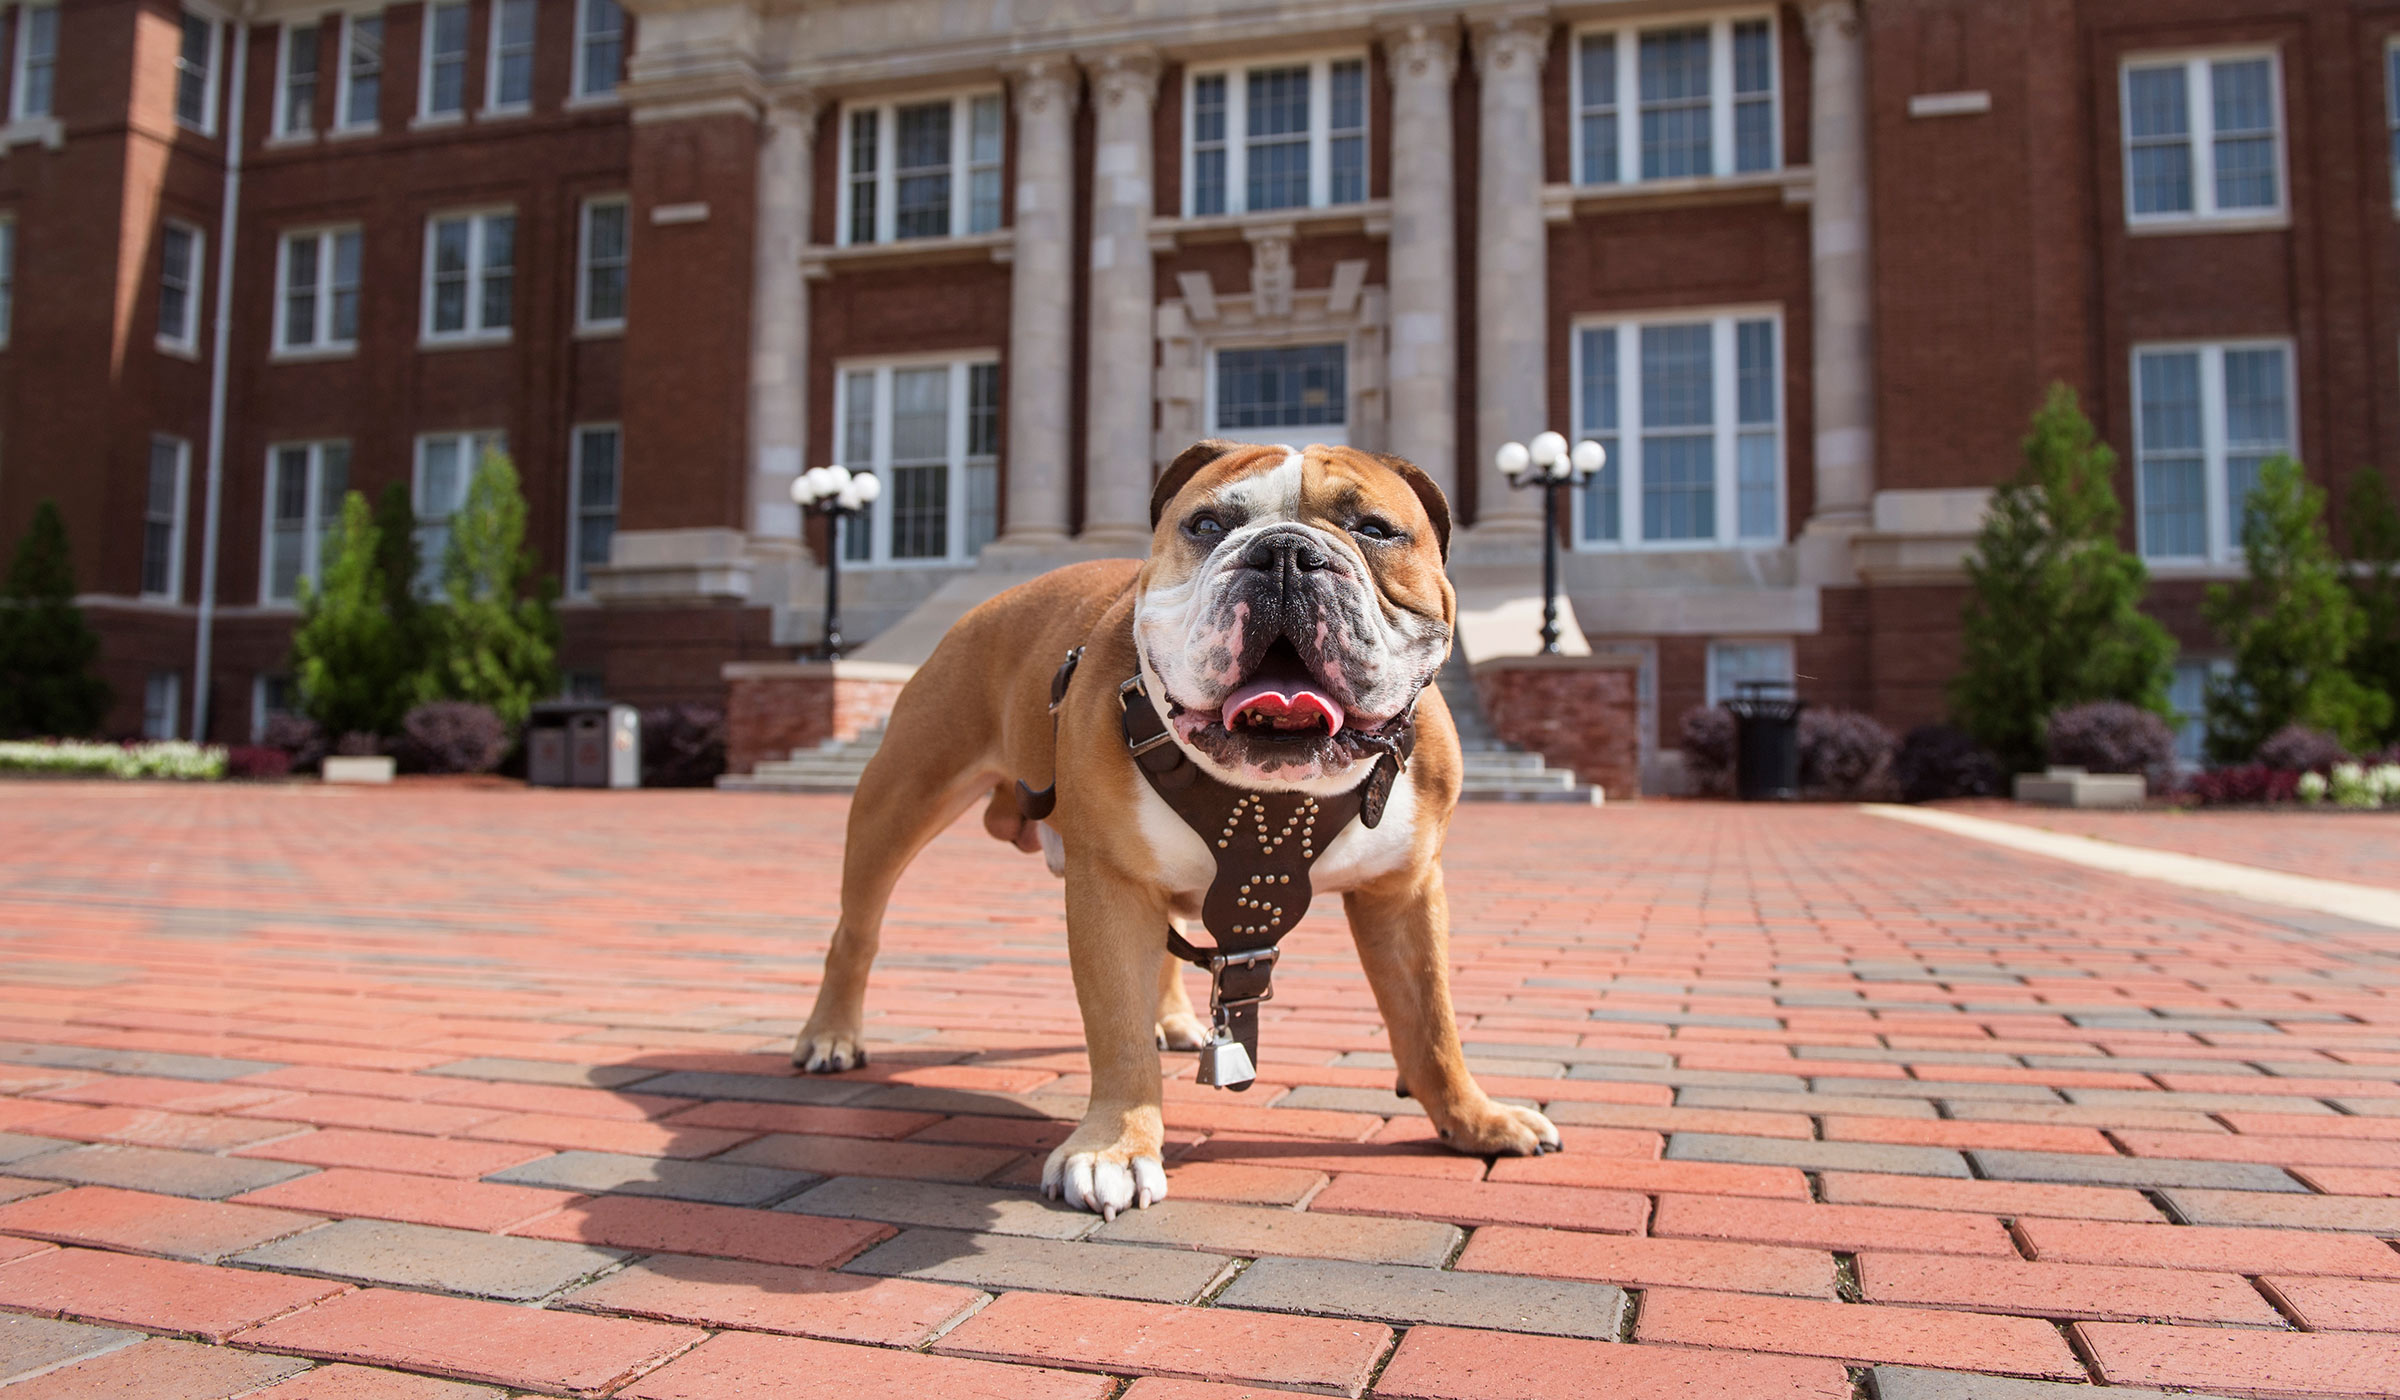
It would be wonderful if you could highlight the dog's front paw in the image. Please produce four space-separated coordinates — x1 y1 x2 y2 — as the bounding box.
1155 1013 1210 1052
792 1027 867 1074
1041 1143 1168 1221
1443 1101 1562 1156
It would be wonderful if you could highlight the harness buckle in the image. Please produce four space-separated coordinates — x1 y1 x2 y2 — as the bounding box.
1203 945 1278 1012
1119 675 1177 757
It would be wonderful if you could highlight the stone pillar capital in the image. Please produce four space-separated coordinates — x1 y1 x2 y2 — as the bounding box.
1469 8 1551 77
1083 47 1162 111
1005 55 1081 122
1379 17 1461 86
1802 0 1863 48
761 88 819 127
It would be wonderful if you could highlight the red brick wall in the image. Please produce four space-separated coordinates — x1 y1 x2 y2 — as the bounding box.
724 667 906 775
1473 659 1643 800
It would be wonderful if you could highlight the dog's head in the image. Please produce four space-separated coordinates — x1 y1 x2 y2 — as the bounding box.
1134 440 1455 792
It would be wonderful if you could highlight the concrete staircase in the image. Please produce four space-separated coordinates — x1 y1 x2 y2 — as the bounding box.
1435 653 1604 804
722 657 1599 802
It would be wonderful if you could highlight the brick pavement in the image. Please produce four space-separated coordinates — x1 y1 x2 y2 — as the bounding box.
0 782 2392 1397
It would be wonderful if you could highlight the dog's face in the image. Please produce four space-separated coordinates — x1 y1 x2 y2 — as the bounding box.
1134 441 1455 792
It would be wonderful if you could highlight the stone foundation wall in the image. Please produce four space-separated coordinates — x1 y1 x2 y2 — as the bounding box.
723 661 913 775
1473 655 1643 800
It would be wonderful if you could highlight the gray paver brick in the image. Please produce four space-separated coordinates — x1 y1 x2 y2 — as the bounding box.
1796 1047 2023 1067
1218 1256 1624 1338
10 1143 311 1199
2158 1189 2400 1232
2020 1055 2258 1075
1271 1085 1426 1116
0 1136 70 1167
1811 1077 2063 1103
2069 1015 2277 1033
234 1217 626 1301
1092 1199 1462 1267
2064 1089 2338 1114
0 1316 142 1385
1666 1132 1970 1178
1966 1149 2304 1193
622 1071 879 1105
844 1086 1080 1119
1943 1101 2224 1132
1585 1008 1782 1029
487 1149 816 1206
2331 1098 2400 1117
1336 1051 1567 1079
423 1057 669 1089
842 1227 1233 1303
779 1176 1097 1240
1675 1089 1939 1118
1870 1364 2238 1400
0 1042 283 1082
1567 1065 1808 1092
1462 1041 1673 1069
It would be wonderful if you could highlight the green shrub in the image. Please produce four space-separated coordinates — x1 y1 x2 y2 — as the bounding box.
2204 458 2392 761
292 492 416 739
420 449 558 729
1950 385 2176 776
0 501 111 739
2343 468 2400 748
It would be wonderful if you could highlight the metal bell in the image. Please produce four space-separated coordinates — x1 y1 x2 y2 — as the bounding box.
1195 1030 1256 1090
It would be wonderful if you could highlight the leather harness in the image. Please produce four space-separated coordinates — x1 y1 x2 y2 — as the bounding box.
1016 643 1416 1089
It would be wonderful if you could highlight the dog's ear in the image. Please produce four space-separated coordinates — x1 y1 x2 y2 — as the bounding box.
1151 439 1242 530
1371 453 1453 561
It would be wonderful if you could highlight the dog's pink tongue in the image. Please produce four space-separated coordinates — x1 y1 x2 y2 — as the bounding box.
1223 677 1345 735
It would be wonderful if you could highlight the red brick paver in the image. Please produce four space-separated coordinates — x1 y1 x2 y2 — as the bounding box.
0 785 2393 1398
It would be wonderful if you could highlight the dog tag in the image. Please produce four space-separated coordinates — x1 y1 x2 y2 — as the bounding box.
1196 1032 1256 1091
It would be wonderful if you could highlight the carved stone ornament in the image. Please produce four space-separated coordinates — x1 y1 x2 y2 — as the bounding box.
1008 57 1077 119
1089 49 1162 109
1472 14 1551 75
1251 234 1294 320
1804 0 1863 47
1381 20 1460 84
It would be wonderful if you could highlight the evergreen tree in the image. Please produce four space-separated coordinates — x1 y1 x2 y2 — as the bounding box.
2205 457 2392 760
1950 384 2177 775
422 449 557 728
2343 468 2400 747
368 482 429 696
0 500 111 738
290 492 414 738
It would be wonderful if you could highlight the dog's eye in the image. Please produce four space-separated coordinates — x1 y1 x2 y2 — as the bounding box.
1184 512 1226 542
1350 517 1400 543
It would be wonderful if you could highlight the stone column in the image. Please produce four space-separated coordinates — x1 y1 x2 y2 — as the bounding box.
1078 49 1162 552
1804 0 1874 532
1381 19 1460 500
1470 11 1551 537
996 58 1079 548
748 94 815 541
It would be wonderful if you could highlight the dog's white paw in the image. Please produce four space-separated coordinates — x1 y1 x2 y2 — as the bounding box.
1041 1147 1168 1221
792 1029 867 1074
1155 1013 1210 1052
1443 1101 1562 1156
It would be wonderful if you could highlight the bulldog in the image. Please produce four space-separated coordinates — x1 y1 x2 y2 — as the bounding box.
793 440 1560 1217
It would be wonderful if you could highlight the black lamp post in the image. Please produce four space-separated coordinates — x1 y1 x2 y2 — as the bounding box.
1493 430 1607 655
791 465 881 660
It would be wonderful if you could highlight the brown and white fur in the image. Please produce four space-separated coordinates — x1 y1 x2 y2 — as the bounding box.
792 441 1560 1218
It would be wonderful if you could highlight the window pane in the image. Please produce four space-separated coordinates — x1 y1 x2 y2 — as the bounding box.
1579 33 1618 108
1581 113 1620 185
284 24 319 131
2213 135 2278 208
1640 27 1712 179
1246 67 1310 210
19 7 56 117
480 215 515 331
318 443 349 513
1328 63 1365 202
1641 323 1715 541
1215 344 1346 429
2142 456 2207 557
1193 148 1228 217
965 462 998 558
1578 17 1626 182
848 109 878 243
1642 434 1715 540
159 226 194 342
890 367 949 462
420 440 460 519
284 236 320 346
895 102 953 239
891 465 949 559
966 362 1000 458
580 0 623 95
1193 75 1226 143
1736 321 1776 424
585 202 627 323
177 13 213 127
1579 326 1620 542
428 3 468 113
346 16 382 126
968 95 1004 232
575 429 620 593
1709 642 1793 704
2212 58 2279 211
1192 75 1228 215
496 0 535 105
2137 351 2206 557
1738 433 1777 540
2138 350 2203 451
331 230 361 342
2125 65 2193 215
2222 347 2288 449
841 371 874 466
1641 323 1713 428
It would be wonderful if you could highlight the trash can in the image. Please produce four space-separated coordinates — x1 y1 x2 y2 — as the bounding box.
1724 680 1804 801
526 701 640 789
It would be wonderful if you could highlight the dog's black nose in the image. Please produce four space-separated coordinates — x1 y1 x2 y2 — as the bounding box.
1243 531 1331 574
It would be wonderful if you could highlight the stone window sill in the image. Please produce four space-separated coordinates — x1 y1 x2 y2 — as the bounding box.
2126 213 2289 237
803 230 1012 278
0 116 63 152
1149 200 1391 251
1544 168 1813 220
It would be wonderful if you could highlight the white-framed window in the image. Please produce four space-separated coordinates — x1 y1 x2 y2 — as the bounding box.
251 673 299 742
1574 13 1778 187
577 195 627 331
2121 50 2284 228
418 0 469 120
261 440 349 603
413 429 505 593
486 0 535 113
175 8 220 133
1183 55 1368 217
831 357 1000 565
574 0 623 99
838 91 1004 245
143 672 181 740
275 226 362 355
422 209 514 342
0 217 14 348
336 12 383 132
1705 639 1795 707
2134 340 2296 564
1573 309 1782 549
2167 658 2235 765
143 435 190 601
1208 343 1348 445
157 220 204 354
275 20 320 136
10 3 56 121
569 423 619 596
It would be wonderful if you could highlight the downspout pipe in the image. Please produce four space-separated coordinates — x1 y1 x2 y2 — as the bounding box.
190 13 249 740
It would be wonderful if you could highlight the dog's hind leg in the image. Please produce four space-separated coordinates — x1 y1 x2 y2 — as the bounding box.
794 713 997 1074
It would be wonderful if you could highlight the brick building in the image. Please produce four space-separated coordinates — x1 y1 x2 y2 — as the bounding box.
4 0 2394 785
